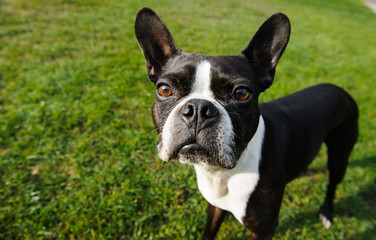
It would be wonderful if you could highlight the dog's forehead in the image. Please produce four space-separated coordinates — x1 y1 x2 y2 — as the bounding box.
207 55 254 78
163 53 203 74
162 54 254 85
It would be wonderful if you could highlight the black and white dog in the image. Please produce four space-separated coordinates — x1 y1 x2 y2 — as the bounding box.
134 8 358 239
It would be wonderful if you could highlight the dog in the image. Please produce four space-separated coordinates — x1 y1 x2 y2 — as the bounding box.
134 7 358 239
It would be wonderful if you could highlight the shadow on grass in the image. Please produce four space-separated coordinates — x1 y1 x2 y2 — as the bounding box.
348 155 376 169
277 155 376 239
303 154 376 177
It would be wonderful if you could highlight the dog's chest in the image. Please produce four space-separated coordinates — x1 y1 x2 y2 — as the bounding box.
194 116 265 224
195 167 260 224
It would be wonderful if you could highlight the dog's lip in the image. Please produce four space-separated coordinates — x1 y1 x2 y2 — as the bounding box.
182 143 205 150
178 143 208 154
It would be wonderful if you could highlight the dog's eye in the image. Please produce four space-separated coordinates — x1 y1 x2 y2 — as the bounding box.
233 88 250 101
157 84 173 97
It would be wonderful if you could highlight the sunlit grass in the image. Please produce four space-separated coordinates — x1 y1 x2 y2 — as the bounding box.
0 0 375 239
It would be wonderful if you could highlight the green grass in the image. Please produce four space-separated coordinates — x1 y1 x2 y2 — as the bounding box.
1 0 375 239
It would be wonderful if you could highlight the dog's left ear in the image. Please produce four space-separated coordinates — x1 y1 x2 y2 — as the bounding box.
135 8 181 83
241 13 290 91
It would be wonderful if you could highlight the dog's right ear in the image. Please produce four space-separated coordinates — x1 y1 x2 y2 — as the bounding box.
241 13 290 92
135 8 181 83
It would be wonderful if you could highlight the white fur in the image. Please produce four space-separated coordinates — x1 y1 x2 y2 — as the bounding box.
194 116 265 224
319 214 332 229
158 61 234 164
191 61 213 98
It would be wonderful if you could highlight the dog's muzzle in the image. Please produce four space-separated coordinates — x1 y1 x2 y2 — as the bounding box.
177 99 219 159
177 99 220 161
157 97 236 169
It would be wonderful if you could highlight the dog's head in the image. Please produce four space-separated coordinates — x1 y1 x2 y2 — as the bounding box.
135 8 290 169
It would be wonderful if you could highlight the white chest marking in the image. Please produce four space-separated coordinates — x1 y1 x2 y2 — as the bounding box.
194 116 265 224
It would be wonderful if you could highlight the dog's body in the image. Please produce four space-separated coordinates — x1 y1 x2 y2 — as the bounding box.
135 8 358 239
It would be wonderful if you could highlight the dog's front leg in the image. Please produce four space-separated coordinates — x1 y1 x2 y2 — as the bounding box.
202 202 227 240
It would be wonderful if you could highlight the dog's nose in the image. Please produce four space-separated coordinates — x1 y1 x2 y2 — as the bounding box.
180 99 219 130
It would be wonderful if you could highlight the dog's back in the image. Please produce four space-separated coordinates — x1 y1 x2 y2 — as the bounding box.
259 83 358 228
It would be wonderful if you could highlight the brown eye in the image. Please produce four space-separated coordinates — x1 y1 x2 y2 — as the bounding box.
234 88 250 101
158 84 172 97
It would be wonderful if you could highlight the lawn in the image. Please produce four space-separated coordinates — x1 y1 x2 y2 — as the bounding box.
0 0 375 239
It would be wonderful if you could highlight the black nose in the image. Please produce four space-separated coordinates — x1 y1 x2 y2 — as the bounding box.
180 99 219 130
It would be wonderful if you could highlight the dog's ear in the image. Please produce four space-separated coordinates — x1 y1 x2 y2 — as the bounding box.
241 13 290 91
135 8 181 83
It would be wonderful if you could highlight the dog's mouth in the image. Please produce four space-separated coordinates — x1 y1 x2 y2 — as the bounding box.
158 130 238 168
179 143 208 155
175 141 238 169
170 141 212 165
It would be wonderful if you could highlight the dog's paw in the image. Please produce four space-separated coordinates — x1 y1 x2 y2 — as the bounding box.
319 213 332 229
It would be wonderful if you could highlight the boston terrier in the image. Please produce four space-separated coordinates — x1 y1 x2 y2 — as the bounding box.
134 7 358 239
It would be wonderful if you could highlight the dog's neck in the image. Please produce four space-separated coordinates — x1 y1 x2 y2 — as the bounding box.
194 116 265 223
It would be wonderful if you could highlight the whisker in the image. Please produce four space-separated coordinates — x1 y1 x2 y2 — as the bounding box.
145 128 158 137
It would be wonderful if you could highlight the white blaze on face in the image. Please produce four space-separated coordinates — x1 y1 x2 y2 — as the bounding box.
191 61 213 98
157 61 235 166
